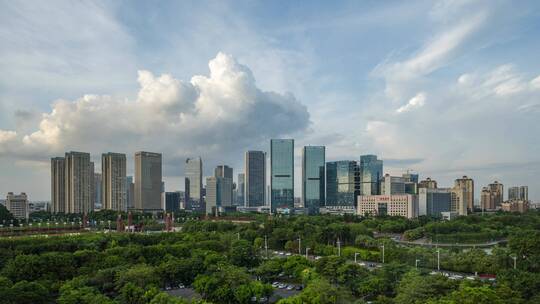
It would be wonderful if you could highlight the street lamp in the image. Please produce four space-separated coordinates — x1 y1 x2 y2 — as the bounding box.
354 252 359 263
337 239 341 257
264 235 269 259
415 259 420 268
436 249 441 271
306 247 310 259
511 256 517 270
381 245 385 264
298 237 301 255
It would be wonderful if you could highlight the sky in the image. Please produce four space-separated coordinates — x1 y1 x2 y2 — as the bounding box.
1 0 540 202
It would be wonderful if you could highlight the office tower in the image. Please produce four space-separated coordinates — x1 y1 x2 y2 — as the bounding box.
270 139 294 211
302 146 325 214
402 172 419 194
381 174 406 195
236 173 245 206
185 157 203 210
165 191 181 212
205 176 230 215
488 181 504 207
102 152 127 211
6 192 28 219
245 151 266 207
65 151 93 214
357 194 418 218
94 173 102 209
454 176 474 211
134 151 162 211
418 188 451 217
481 187 495 210
520 186 528 201
51 157 66 213
419 177 437 189
508 187 520 200
126 176 134 209
359 155 383 195
215 165 233 207
326 161 358 207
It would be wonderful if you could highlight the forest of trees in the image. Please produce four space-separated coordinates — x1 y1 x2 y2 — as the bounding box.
0 209 539 303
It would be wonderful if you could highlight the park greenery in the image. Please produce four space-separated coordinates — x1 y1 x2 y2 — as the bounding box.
0 208 539 303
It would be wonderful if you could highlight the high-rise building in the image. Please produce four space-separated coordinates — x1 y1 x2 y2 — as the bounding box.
245 151 266 207
450 186 467 216
488 181 504 208
134 151 162 211
6 192 29 219
271 139 294 212
165 191 181 212
51 157 66 213
357 194 419 218
126 176 134 209
185 157 203 210
402 172 419 195
215 165 233 207
508 186 528 201
205 176 231 215
419 177 437 189
454 176 474 211
302 146 325 214
381 174 406 195
65 151 93 214
326 161 358 207
94 173 102 209
102 152 127 211
236 173 245 206
359 155 383 195
302 146 325 212
481 186 495 210
418 188 451 217
501 200 529 213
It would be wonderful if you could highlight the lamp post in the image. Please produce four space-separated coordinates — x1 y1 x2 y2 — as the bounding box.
381 244 385 264
337 239 341 257
354 252 359 263
298 237 301 255
512 256 517 270
437 249 441 271
415 259 420 268
306 247 310 259
264 235 269 259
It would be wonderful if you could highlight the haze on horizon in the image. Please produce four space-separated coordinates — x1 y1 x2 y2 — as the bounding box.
1 0 539 201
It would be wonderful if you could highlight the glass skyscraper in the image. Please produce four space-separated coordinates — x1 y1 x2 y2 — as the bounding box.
271 139 294 211
326 160 358 207
245 151 266 207
360 155 383 195
185 157 203 211
302 146 325 214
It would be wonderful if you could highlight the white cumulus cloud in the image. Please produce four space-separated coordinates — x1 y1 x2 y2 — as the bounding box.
396 92 426 113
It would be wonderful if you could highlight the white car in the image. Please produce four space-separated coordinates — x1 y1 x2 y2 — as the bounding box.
286 285 294 290
314 256 322 260
285 252 292 256
359 262 366 266
466 276 475 280
429 271 438 275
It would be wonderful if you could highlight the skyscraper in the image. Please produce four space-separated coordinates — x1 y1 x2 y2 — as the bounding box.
381 174 406 195
245 151 266 207
102 152 127 211
270 139 294 211
454 176 474 211
509 186 528 201
215 165 233 207
488 181 504 208
51 157 66 213
215 165 233 179
126 176 134 209
236 173 245 206
481 186 495 210
94 173 102 209
360 155 383 195
134 151 162 211
419 177 437 189
65 151 93 214
326 160 358 207
302 146 325 214
402 172 419 195
185 157 203 210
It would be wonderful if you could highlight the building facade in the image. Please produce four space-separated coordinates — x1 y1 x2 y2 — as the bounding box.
501 200 529 213
488 181 504 208
450 186 467 216
65 151 93 214
102 152 127 211
359 155 383 195
245 151 266 207
508 186 528 201
326 160 358 207
185 157 203 210
165 191 181 212
126 176 134 209
302 146 325 214
357 194 419 218
236 173 245 206
134 151 162 211
215 165 233 207
51 157 66 213
419 177 437 189
381 174 406 195
402 172 419 195
418 188 451 217
454 176 474 211
6 192 29 219
270 139 294 211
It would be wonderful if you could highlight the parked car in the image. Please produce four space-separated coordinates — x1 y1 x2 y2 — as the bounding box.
272 282 279 288
278 284 287 289
295 285 303 291
286 285 294 290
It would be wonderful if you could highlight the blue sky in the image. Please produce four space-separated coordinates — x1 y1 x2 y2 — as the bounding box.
1 0 540 201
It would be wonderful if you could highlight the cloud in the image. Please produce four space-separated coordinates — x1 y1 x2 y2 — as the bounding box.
0 53 310 173
396 92 426 113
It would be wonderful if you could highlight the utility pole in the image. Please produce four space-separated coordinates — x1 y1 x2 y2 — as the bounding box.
265 235 269 259
237 232 240 240
437 249 441 271
381 244 385 264
337 239 341 257
298 237 301 255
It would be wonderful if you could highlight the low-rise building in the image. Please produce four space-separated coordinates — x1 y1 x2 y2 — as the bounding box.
418 188 452 217
357 194 418 218
501 200 529 213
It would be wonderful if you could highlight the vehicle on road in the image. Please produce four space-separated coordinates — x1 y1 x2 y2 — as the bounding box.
286 285 294 290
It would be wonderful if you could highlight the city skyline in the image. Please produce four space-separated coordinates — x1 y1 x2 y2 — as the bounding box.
1 1 540 201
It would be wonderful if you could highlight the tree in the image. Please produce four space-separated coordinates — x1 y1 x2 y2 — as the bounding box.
116 264 160 290
9 280 50 304
394 270 457 304
431 285 504 304
228 239 259 268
